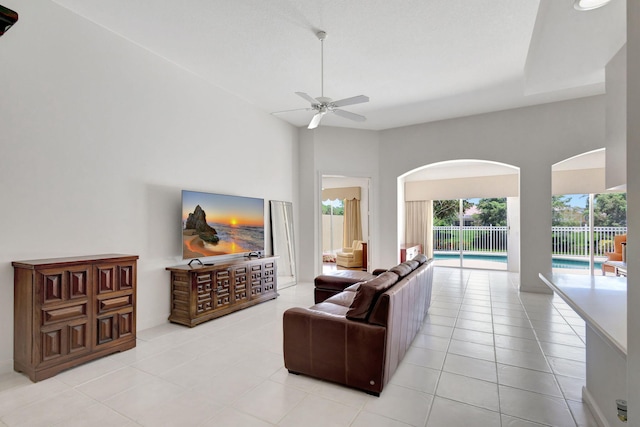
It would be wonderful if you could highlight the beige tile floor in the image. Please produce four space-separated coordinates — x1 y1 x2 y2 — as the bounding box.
0 267 597 426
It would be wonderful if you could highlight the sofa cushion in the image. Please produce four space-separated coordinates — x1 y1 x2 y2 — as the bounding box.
346 272 399 321
412 254 428 264
389 263 412 278
404 260 419 270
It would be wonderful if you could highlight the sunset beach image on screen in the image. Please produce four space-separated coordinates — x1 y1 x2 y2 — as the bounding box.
181 190 265 259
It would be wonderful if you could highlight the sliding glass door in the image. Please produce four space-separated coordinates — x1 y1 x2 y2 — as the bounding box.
433 198 508 270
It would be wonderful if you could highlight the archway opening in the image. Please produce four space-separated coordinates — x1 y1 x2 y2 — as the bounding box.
552 149 627 276
399 159 520 271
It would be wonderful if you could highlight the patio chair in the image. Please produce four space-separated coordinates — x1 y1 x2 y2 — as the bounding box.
602 234 626 275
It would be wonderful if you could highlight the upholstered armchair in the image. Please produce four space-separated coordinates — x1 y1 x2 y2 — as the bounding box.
336 240 364 268
602 234 627 275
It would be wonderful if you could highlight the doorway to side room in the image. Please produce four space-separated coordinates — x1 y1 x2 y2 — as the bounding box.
400 160 520 273
321 175 370 274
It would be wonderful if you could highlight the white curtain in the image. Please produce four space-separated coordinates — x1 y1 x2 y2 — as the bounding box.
405 200 433 258
343 198 363 247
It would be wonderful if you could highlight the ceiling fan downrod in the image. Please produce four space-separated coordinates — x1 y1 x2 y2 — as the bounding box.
317 31 326 98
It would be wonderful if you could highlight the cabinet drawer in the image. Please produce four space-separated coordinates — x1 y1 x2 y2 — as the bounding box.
97 294 133 314
42 302 87 326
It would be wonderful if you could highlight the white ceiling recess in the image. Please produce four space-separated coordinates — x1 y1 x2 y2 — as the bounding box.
50 0 625 130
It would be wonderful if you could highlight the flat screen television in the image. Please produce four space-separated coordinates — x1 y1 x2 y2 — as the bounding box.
181 190 265 260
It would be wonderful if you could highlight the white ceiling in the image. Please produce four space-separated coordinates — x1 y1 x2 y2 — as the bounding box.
51 0 625 131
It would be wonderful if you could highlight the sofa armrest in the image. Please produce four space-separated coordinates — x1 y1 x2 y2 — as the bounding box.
283 307 386 394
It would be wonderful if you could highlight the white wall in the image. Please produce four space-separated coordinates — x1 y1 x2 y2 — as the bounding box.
626 0 639 422
0 0 297 372
297 127 379 281
606 45 627 190
376 96 605 292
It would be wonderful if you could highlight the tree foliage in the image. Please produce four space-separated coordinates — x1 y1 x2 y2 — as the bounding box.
475 198 507 226
433 199 472 226
552 195 582 226
594 193 626 226
322 203 344 215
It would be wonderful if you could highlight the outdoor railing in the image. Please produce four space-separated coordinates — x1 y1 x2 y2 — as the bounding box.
433 225 627 257
552 226 626 257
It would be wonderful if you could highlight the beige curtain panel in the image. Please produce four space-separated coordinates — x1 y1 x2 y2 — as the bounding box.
405 200 433 258
343 198 363 248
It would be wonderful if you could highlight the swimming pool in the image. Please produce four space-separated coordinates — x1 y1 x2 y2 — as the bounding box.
434 253 602 270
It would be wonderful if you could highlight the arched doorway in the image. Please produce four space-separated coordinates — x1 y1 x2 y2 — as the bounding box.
552 149 627 275
398 159 520 271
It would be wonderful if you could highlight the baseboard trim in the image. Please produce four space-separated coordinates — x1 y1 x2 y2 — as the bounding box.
582 386 610 427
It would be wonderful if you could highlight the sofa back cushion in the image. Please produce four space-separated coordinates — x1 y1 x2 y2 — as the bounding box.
346 272 399 321
404 260 419 270
389 263 412 278
413 254 428 264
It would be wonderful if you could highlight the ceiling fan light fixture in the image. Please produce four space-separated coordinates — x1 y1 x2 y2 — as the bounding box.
573 0 612 11
271 30 369 128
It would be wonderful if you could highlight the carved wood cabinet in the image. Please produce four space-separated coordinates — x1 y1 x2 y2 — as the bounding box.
13 254 138 381
166 257 277 327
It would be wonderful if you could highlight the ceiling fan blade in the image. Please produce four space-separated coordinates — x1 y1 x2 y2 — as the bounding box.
332 95 369 108
271 107 312 115
333 109 366 122
296 92 319 105
308 112 324 129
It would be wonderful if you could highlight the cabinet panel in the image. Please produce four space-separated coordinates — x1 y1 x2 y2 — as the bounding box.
250 264 263 298
215 269 231 309
195 272 213 314
69 270 89 299
233 266 248 303
68 321 88 354
96 315 114 345
41 328 63 362
38 266 90 305
42 273 63 304
40 321 89 362
119 264 135 290
96 265 116 294
118 311 134 338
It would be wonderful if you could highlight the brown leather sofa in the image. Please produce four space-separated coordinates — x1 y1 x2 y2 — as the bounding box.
283 255 434 395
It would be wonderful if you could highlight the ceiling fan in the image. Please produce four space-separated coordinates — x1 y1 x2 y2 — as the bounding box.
272 31 369 129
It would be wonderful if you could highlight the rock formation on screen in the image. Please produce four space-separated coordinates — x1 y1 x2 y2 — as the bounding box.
185 205 219 243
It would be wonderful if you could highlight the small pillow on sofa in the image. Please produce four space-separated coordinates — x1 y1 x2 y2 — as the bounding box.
389 263 412 278
346 271 399 321
412 254 428 264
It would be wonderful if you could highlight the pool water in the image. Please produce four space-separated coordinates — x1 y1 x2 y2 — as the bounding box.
434 253 602 270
